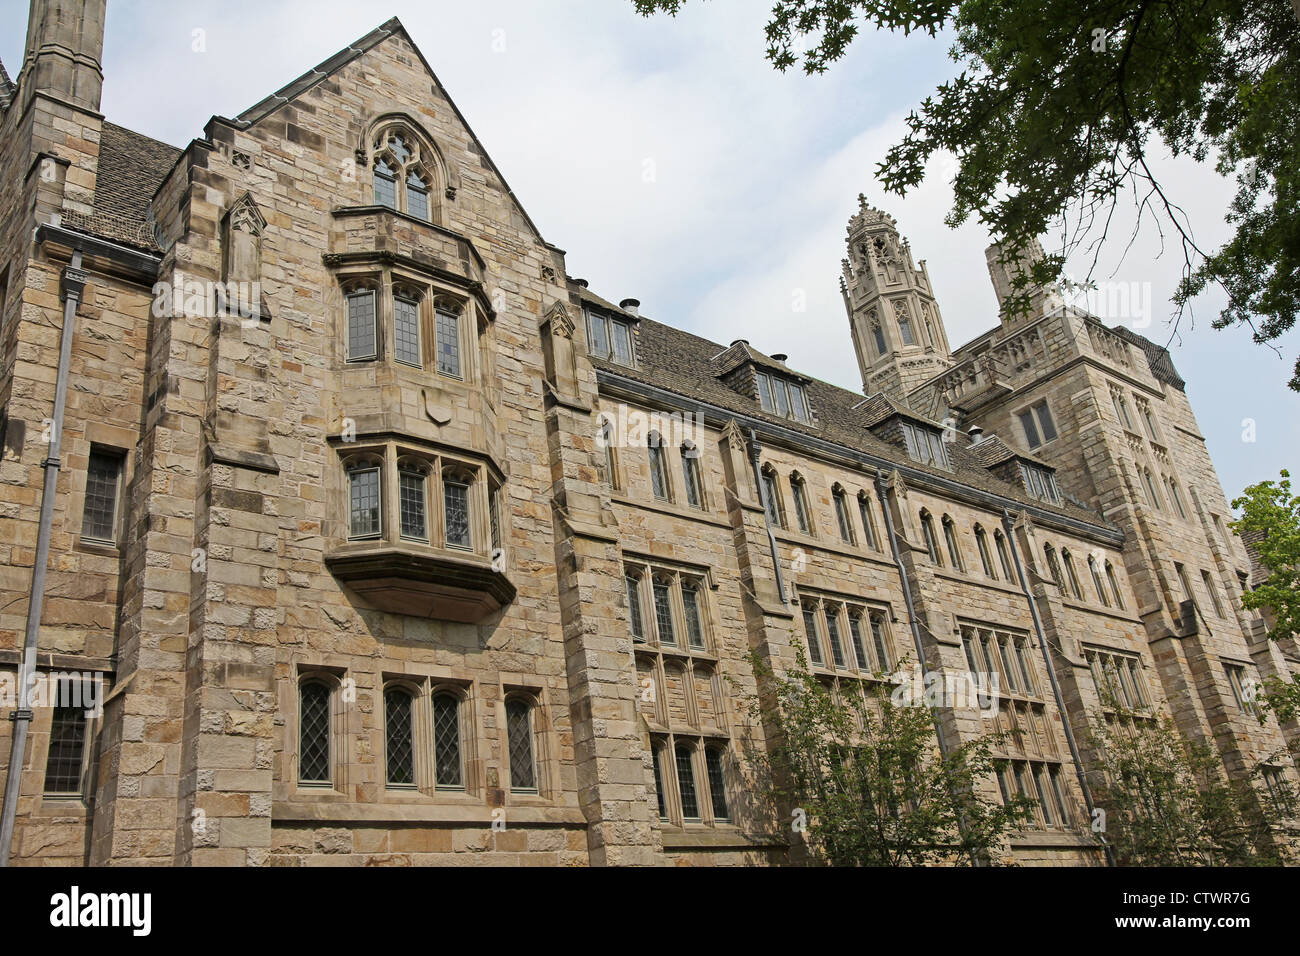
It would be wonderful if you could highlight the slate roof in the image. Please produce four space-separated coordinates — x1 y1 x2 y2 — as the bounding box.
580 281 1114 532
1112 325 1186 391
62 121 181 253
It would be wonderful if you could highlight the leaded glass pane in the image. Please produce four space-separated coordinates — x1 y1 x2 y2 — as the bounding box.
859 497 877 549
802 608 822 665
872 323 888 355
772 379 790 417
610 320 632 365
653 580 676 646
436 308 461 377
1019 409 1041 448
998 639 1019 692
432 693 462 788
848 615 868 671
945 522 962 568
682 582 705 649
835 493 853 542
82 451 121 542
349 467 381 539
649 443 668 500
626 574 645 641
394 296 421 366
587 313 609 359
406 171 429 221
705 747 729 820
444 480 471 549
346 290 377 361
507 699 536 790
682 452 702 508
42 702 87 794
825 610 846 668
756 373 774 413
373 158 397 208
399 469 427 541
489 484 502 552
790 385 808 422
1036 403 1057 442
762 472 781 527
384 689 415 786
675 745 699 819
651 744 668 819
387 135 411 163
871 616 891 671
299 682 331 784
793 483 810 533
898 315 915 346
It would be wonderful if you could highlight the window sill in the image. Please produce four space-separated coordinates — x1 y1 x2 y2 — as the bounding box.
325 541 515 622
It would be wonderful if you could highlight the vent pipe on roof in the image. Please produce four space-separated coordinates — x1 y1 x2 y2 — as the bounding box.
573 278 589 289
968 425 984 443
771 353 788 364
619 298 639 316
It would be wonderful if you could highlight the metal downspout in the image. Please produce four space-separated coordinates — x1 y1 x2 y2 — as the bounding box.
1001 510 1116 867
0 252 85 866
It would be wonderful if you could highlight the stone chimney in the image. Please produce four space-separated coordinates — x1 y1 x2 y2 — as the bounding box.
21 0 106 113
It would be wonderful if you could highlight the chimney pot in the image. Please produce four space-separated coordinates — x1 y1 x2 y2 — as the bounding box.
771 353 788 363
619 298 640 316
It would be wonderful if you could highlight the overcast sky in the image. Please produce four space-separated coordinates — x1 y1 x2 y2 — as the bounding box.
3 0 1294 504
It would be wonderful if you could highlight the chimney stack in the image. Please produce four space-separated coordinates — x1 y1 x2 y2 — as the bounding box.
22 0 106 112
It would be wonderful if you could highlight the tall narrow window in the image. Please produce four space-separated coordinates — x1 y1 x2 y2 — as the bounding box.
610 320 633 365
82 449 123 543
995 530 1014 580
1018 401 1057 449
789 385 809 423
488 480 503 555
1088 555 1109 606
682 579 706 650
848 614 869 671
588 310 609 358
975 525 995 578
393 295 422 367
653 578 676 646
920 512 941 565
1167 478 1188 519
346 289 377 361
1175 562 1196 610
802 607 824 666
897 311 916 346
506 698 538 791
681 443 704 509
443 477 471 549
858 494 879 550
42 699 88 796
373 157 397 209
833 488 854 544
348 463 382 539
405 170 430 221
761 468 784 529
1142 468 1162 510
942 516 963 571
675 745 699 820
825 607 847 668
1225 664 1255 716
1202 570 1225 617
1106 561 1126 609
651 743 668 820
756 373 774 413
298 681 332 786
1014 640 1035 694
705 747 730 821
384 687 415 787
399 466 427 541
601 419 619 489
871 320 888 356
432 692 463 789
1043 545 1064 589
791 477 812 534
648 433 670 501
435 307 461 377
870 615 892 671
626 573 646 642
1062 550 1084 599
1033 765 1056 826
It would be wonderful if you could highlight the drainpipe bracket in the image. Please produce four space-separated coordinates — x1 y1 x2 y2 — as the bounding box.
7 710 33 722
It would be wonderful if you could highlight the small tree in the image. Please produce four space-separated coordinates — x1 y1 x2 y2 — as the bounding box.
741 652 1034 866
1231 469 1300 643
1087 710 1294 866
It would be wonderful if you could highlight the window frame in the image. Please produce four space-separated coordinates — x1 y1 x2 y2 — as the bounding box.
81 446 126 545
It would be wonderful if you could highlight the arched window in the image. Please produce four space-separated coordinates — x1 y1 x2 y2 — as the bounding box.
371 127 437 221
298 679 333 786
346 456 383 540
975 525 995 578
397 457 430 542
674 744 700 820
651 574 677 647
942 515 963 571
801 604 824 666
506 697 538 792
1141 467 1162 510
431 690 464 789
647 431 670 501
857 492 879 550
994 530 1014 580
1167 477 1188 519
1043 544 1064 589
680 441 704 509
870 613 892 671
920 511 941 565
760 464 785 529
870 314 888 356
833 485 855 544
896 307 916 346
704 745 730 821
790 473 813 534
1105 561 1126 609
625 570 646 643
442 465 474 550
1087 555 1109 606
681 577 707 650
1061 549 1084 599
384 685 416 787
824 604 847 668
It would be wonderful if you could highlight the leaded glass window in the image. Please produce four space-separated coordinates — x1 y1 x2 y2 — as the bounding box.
825 608 847 668
406 170 429 221
399 468 427 541
349 466 382 539
42 701 88 795
394 295 421 366
757 373 774 413
792 478 811 534
651 743 668 820
705 747 729 821
802 607 823 666
648 436 669 501
298 681 332 785
870 615 891 671
871 321 888 356
682 580 705 649
346 289 377 361
943 517 963 570
507 698 537 791
384 688 415 787
789 385 809 423
1106 562 1125 609
995 531 1014 580
588 311 609 358
610 320 633 365
834 489 854 543
858 495 878 550
761 469 782 528
444 479 471 549
373 157 397 209
675 745 699 819
976 526 995 578
920 512 941 565
432 692 462 788
626 574 646 642
848 615 869 671
653 579 676 646
82 450 122 543
897 312 915 346
435 308 461 377
681 444 703 508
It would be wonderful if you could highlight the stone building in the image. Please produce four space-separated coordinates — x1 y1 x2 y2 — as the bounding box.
0 3 1294 866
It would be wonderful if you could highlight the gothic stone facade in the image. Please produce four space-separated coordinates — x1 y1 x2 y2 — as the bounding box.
0 5 1294 866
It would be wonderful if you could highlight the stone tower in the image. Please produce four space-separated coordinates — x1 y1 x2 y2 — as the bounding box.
985 237 1064 330
841 195 952 400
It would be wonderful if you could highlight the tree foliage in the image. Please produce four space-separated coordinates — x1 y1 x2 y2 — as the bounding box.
633 0 1300 388
1231 469 1300 642
741 653 1033 866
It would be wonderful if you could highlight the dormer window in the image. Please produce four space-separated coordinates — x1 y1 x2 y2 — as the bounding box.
756 371 810 423
1020 462 1061 504
901 421 950 470
587 309 635 366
